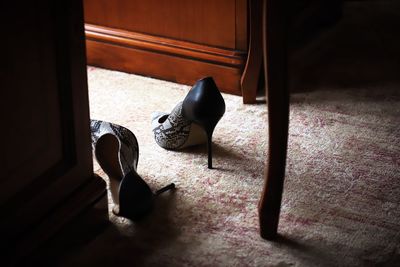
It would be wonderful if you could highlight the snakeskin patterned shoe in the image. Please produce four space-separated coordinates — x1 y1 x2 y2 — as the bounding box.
91 119 175 220
151 102 208 149
152 77 225 168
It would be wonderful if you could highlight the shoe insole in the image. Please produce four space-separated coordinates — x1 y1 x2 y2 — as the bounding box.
182 122 208 148
95 134 123 205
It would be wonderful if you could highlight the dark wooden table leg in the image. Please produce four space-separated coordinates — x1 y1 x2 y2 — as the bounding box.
241 0 263 104
258 0 289 240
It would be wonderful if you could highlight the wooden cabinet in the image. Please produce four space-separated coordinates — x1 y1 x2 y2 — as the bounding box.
0 1 107 264
84 0 261 102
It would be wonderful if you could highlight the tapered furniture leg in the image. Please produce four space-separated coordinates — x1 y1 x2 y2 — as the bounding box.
241 0 263 104
258 0 289 240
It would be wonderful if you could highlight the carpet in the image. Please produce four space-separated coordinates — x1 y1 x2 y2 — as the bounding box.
62 2 399 266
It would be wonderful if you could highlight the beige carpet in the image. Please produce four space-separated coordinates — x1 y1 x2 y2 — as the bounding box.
62 2 399 266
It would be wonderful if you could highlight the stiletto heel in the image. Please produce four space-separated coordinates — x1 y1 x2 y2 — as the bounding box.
152 77 225 168
155 183 176 196
207 132 213 169
201 120 218 169
91 119 175 220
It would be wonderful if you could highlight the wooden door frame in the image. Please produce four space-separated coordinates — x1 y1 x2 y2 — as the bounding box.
2 1 107 263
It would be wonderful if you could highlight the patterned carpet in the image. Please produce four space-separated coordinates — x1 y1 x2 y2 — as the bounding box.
63 2 400 266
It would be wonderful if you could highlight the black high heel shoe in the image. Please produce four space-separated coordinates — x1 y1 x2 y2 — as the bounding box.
152 77 225 169
91 119 175 220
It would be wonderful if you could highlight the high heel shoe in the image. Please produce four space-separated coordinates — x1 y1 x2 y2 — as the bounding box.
152 77 225 168
90 119 175 220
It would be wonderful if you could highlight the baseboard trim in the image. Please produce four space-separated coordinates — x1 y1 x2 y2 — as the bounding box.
85 24 246 67
23 187 109 266
85 24 246 95
7 175 107 266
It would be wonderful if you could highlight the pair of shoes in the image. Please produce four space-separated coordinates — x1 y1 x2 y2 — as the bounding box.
90 76 224 219
151 77 225 169
90 119 175 221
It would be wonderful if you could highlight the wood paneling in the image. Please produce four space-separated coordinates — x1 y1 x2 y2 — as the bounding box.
84 0 246 49
83 0 259 99
236 0 249 51
86 24 245 95
0 0 107 263
85 24 246 67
